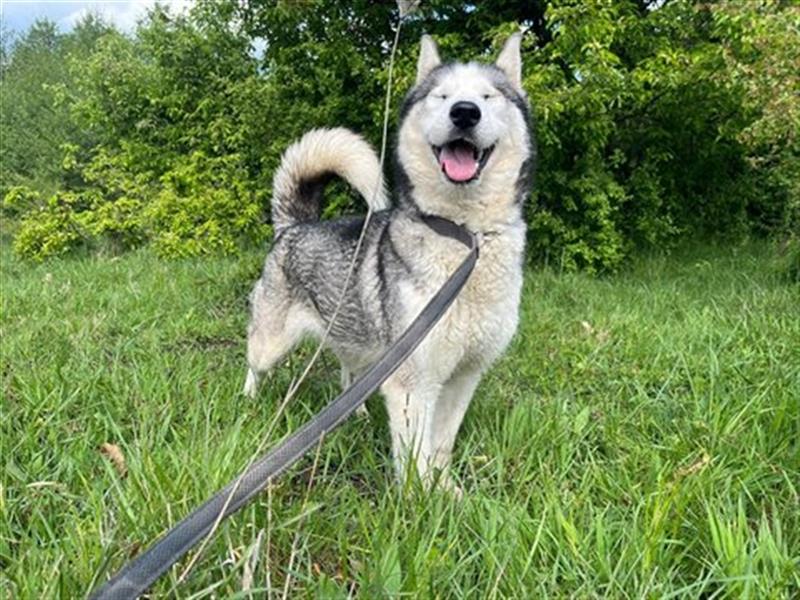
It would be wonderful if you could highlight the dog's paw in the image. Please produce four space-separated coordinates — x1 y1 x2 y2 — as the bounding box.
355 404 370 419
242 369 259 398
438 476 464 500
420 471 464 499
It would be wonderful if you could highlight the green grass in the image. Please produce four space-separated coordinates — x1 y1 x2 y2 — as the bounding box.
1 240 798 598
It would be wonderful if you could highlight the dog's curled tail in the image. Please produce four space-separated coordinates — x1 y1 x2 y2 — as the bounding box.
271 128 388 234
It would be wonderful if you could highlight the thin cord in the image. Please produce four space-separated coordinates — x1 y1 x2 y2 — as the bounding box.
172 13 407 590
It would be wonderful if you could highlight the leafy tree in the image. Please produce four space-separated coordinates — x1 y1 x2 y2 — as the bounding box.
0 16 110 197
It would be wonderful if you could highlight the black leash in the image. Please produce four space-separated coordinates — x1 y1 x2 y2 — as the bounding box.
90 216 477 599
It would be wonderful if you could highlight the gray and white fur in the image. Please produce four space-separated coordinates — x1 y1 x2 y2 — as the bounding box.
244 35 534 492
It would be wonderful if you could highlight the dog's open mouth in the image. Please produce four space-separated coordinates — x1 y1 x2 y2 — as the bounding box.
432 140 495 184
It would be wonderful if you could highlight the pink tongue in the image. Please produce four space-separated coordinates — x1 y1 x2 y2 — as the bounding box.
440 145 478 182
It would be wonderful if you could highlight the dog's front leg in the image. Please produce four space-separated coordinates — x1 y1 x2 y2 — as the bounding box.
430 367 482 479
381 374 442 487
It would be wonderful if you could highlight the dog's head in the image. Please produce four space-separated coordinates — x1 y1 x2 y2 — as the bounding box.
396 35 534 226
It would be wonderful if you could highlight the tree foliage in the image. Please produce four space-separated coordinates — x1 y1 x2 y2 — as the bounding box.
1 0 797 269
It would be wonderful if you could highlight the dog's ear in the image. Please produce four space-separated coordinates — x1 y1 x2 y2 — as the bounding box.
416 35 441 85
495 33 522 90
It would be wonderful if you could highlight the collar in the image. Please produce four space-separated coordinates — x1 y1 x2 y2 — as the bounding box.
417 212 477 253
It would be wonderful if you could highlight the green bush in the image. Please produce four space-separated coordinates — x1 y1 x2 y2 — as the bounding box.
146 152 269 257
10 152 269 260
13 192 86 260
2 186 42 216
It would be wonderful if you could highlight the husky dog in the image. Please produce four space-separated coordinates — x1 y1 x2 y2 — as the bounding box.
244 34 534 491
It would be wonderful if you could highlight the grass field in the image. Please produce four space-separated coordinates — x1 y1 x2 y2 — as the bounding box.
1 240 798 598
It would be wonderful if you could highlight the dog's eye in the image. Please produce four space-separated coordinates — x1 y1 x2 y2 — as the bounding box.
482 94 496 100
436 94 448 100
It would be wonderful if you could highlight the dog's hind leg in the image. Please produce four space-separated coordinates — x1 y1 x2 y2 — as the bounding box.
340 366 352 390
341 366 370 418
243 274 314 398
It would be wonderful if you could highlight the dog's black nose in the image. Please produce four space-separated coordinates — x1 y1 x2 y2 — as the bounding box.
449 101 481 130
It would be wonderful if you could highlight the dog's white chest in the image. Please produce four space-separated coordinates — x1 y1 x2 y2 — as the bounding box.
400 226 525 377
447 234 523 364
